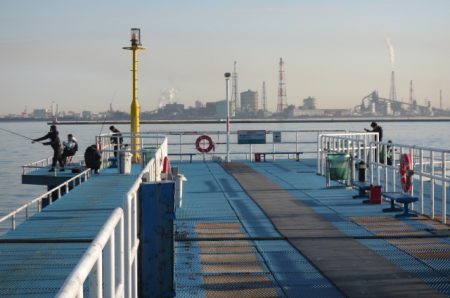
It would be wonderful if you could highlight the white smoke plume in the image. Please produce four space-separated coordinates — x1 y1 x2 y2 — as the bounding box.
385 37 395 67
158 88 179 108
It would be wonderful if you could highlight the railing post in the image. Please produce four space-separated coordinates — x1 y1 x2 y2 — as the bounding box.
392 145 397 192
124 195 132 298
430 150 435 219
317 134 321 175
104 232 115 298
88 256 102 298
419 149 424 214
383 143 388 191
442 152 447 224
116 216 125 297
369 143 374 185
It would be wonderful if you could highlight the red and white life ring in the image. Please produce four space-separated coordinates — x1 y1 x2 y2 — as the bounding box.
400 153 413 192
195 135 215 153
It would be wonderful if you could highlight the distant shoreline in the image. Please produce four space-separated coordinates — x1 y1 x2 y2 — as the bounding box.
1 116 450 125
50 116 450 124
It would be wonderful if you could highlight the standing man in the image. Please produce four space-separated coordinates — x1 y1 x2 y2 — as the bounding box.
33 125 65 172
365 122 383 142
109 125 123 157
365 122 383 162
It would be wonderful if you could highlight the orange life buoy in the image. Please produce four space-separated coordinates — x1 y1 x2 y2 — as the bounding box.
195 135 215 153
400 153 413 192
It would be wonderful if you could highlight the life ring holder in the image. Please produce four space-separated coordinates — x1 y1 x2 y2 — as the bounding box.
400 153 413 193
195 135 215 153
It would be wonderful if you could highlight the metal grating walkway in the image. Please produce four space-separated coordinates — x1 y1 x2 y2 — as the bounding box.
0 165 142 297
175 159 450 297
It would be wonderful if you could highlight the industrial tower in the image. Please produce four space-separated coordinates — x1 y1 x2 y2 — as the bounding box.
409 80 414 104
123 28 145 163
277 58 287 113
232 61 239 115
262 81 267 112
389 70 397 102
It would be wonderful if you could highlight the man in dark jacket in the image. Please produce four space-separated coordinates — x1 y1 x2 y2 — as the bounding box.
109 125 123 157
33 125 65 172
364 122 383 142
84 145 102 174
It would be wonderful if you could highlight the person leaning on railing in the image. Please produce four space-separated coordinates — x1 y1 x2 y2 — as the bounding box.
109 125 123 157
364 122 383 142
364 122 383 162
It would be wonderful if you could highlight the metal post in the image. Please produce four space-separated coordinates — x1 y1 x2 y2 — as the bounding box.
419 149 424 213
225 72 231 163
88 256 102 298
430 151 435 219
104 234 115 298
442 152 447 224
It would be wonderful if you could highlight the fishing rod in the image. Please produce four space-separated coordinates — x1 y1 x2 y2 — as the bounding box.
0 127 42 143
99 90 117 135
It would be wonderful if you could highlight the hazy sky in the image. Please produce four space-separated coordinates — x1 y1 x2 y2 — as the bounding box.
1 0 449 115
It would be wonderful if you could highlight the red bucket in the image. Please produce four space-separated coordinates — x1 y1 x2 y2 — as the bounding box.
369 185 382 204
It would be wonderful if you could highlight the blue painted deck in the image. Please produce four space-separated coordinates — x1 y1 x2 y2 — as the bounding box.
3 158 450 297
0 165 143 297
174 159 450 297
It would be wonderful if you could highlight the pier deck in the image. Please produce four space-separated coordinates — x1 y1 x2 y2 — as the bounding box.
175 159 450 297
2 158 450 297
0 165 142 297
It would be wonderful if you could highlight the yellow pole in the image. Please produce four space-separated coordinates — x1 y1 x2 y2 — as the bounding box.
123 29 144 163
130 47 141 163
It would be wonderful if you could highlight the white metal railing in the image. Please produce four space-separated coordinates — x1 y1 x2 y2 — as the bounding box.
142 129 346 162
0 169 92 231
317 132 379 177
122 138 166 298
22 157 52 175
368 141 450 224
318 133 450 224
56 137 168 297
56 208 125 298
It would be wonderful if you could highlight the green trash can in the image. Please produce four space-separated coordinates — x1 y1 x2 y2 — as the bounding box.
142 147 156 165
327 153 350 180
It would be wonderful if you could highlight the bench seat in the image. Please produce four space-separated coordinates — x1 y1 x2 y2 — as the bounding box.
381 192 418 217
255 152 304 162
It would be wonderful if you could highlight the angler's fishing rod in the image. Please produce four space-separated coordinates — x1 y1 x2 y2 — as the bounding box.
0 127 41 143
99 90 116 135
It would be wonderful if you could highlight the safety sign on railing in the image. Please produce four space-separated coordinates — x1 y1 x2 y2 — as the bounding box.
237 130 266 144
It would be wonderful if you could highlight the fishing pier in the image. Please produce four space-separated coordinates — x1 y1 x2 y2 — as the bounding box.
1 130 450 297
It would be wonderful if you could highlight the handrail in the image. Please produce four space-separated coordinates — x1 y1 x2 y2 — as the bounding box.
22 157 52 175
122 137 167 298
0 169 92 231
318 133 450 224
54 137 168 298
55 208 124 298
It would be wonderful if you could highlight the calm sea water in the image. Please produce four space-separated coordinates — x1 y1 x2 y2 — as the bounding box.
0 120 449 216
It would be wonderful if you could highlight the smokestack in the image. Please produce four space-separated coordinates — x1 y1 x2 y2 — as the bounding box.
389 71 397 101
